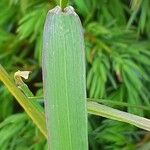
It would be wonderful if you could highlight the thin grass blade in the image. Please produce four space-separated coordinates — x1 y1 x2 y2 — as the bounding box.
0 64 47 139
87 101 150 131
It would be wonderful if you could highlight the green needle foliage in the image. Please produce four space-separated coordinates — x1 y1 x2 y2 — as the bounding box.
0 0 150 149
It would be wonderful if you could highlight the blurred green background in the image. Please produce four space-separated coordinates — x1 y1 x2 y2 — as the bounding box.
0 0 150 149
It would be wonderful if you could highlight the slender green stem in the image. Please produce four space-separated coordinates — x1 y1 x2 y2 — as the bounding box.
29 97 150 112
87 98 150 112
87 101 150 131
59 0 68 9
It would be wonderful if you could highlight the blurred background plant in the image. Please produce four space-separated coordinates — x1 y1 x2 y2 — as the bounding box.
0 0 150 149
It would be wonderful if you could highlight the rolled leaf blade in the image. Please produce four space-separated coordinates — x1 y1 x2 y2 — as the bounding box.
42 6 88 150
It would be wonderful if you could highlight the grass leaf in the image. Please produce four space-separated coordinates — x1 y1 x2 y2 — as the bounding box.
87 101 150 131
0 64 47 139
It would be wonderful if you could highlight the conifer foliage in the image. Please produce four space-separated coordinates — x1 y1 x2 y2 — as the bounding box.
0 0 150 149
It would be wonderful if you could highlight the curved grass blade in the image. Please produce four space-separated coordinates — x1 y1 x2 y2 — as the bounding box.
0 64 47 139
87 101 150 131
